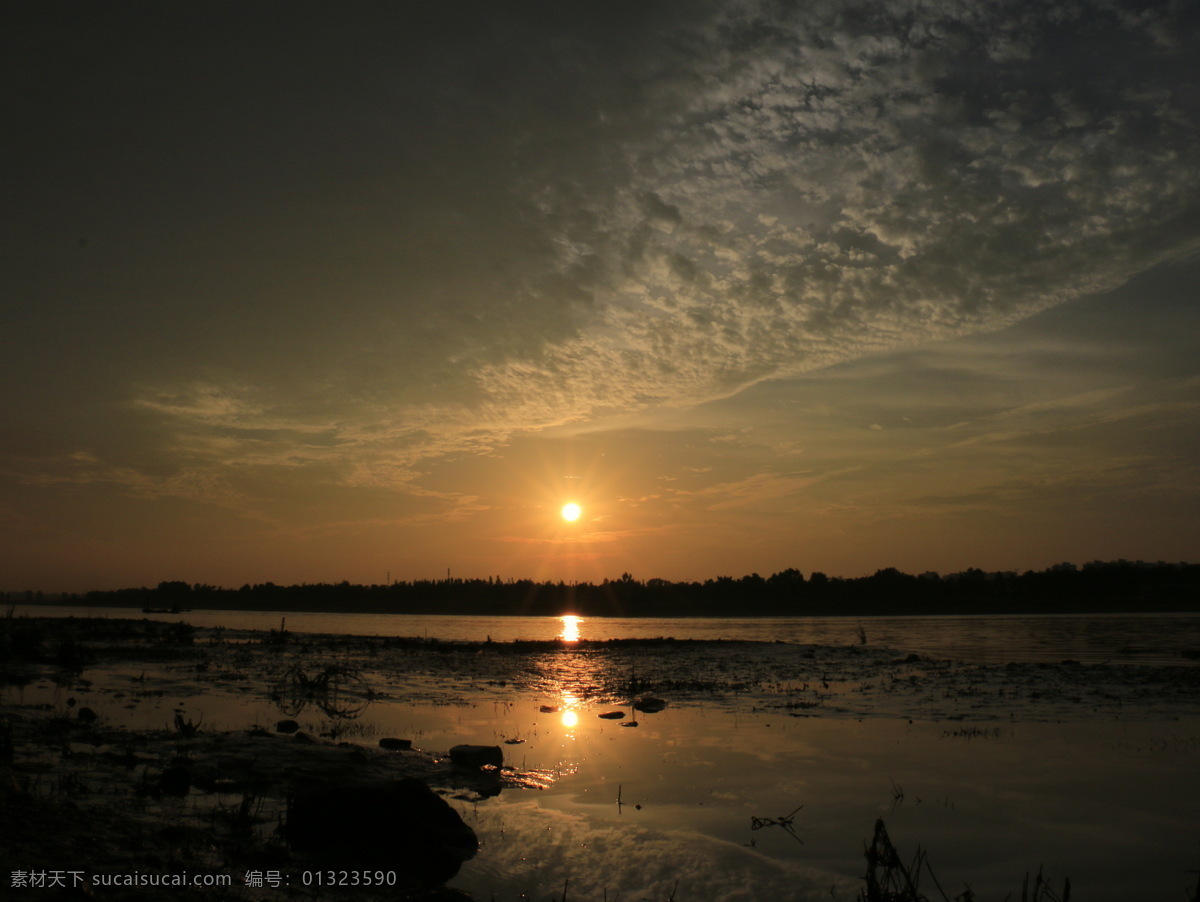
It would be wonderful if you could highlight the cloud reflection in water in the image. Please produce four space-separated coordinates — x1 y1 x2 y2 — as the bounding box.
454 800 852 902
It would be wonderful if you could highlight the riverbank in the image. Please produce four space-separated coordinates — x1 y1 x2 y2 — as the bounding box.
19 560 1200 620
4 615 1200 900
0 617 511 901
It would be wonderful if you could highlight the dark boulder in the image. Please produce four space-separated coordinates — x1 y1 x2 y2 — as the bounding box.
598 710 625 720
633 697 667 713
379 737 412 751
287 778 477 882
159 765 191 796
275 719 300 734
448 744 502 770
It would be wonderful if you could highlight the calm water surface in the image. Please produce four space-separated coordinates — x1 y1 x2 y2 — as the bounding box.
21 605 1200 665
11 605 1200 900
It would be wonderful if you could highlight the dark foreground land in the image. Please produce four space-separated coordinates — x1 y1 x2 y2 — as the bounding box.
3 615 1200 901
0 617 504 901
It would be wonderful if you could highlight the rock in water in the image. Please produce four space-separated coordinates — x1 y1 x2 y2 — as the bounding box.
633 697 667 713
158 765 191 796
287 778 478 882
449 744 503 769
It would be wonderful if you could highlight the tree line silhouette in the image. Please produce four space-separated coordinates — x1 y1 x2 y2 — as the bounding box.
47 560 1200 617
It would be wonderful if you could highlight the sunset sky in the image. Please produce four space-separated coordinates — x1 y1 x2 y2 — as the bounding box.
4 1 1199 592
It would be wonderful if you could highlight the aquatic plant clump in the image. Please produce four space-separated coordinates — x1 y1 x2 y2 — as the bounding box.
271 664 373 719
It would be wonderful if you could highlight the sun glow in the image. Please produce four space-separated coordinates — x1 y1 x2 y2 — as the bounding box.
559 614 581 642
560 689 580 730
561 502 581 522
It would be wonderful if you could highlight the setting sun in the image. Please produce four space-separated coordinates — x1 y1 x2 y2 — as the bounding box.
561 502 581 522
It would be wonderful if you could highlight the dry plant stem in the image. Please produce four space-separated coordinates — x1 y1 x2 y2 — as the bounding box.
1192 846 1200 902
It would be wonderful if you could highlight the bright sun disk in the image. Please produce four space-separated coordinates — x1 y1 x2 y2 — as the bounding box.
561 502 581 522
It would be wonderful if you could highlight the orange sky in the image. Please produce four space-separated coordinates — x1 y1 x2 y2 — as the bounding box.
3 3 1199 592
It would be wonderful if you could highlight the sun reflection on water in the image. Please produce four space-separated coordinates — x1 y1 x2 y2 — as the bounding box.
559 690 581 731
559 614 582 642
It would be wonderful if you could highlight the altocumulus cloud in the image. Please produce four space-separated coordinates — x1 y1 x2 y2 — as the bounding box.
476 1 1200 402
106 1 1200 491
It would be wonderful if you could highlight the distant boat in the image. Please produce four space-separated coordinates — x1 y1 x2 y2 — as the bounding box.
142 605 190 614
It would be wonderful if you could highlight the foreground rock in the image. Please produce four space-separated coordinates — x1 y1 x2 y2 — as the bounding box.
286 778 478 881
633 696 668 713
449 743 503 769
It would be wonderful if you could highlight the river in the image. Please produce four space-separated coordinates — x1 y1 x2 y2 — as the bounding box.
16 604 1200 666
8 605 1200 900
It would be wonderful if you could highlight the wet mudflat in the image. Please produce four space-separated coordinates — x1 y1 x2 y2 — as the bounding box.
2 616 1199 900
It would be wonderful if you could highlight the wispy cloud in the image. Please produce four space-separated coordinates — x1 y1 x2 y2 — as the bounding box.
677 473 823 512
11 450 249 508
125 1 1199 494
6 2 1199 585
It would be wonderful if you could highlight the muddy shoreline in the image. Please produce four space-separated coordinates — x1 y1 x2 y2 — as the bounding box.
3 615 1199 900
